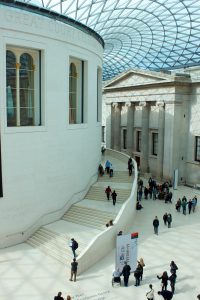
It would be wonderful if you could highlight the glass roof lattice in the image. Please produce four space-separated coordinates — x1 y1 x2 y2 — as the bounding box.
12 0 200 80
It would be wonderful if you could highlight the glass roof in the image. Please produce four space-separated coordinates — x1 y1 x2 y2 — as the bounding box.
15 0 200 80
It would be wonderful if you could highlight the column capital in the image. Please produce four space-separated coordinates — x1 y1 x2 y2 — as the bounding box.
125 101 132 108
156 101 165 107
112 102 119 110
139 101 146 107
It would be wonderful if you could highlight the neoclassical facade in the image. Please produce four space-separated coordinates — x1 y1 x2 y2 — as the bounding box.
0 2 103 247
102 68 200 185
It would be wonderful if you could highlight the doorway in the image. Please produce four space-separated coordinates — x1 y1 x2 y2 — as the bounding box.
135 156 140 168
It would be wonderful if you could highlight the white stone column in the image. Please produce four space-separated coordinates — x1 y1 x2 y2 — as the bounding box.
111 102 121 151
140 101 150 173
126 102 134 155
156 101 165 179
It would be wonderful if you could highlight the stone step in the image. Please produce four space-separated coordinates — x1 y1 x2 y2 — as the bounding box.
85 186 131 202
98 171 133 183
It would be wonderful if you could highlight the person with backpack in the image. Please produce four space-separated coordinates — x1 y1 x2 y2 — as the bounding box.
146 284 155 300
70 238 78 257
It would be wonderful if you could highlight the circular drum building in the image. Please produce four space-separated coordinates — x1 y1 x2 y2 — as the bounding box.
0 1 104 247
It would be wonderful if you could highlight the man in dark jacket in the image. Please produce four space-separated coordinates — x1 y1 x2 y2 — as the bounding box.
54 292 64 300
158 290 173 300
70 238 78 257
121 261 131 287
111 190 117 206
153 216 159 235
69 258 78 282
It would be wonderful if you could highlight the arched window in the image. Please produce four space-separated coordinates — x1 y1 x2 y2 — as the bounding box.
69 63 77 124
6 47 41 127
6 50 16 126
20 53 35 125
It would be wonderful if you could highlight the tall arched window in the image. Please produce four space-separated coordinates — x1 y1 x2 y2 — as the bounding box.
6 46 41 127
69 63 77 124
6 50 17 126
20 53 35 126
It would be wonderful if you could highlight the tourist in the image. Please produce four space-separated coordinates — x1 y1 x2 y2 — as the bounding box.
69 258 78 282
175 198 181 212
181 196 187 215
138 186 143 201
121 261 131 287
105 186 112 200
128 157 133 176
109 163 113 177
188 199 192 214
197 295 200 300
153 216 159 235
66 296 72 300
157 271 168 291
192 196 197 212
111 190 117 206
158 290 173 300
112 268 121 284
134 264 142 286
136 201 143 210
144 187 149 199
168 272 176 294
54 292 64 300
105 160 111 174
146 284 155 300
167 213 172 228
170 261 178 276
138 258 145 281
163 213 168 225
70 238 78 257
98 164 104 176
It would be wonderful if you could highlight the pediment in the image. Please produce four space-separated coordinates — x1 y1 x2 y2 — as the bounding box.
104 70 168 88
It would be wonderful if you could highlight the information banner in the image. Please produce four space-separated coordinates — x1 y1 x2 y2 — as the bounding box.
173 169 178 190
116 232 138 273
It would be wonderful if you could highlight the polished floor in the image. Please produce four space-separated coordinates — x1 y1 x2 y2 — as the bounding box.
0 164 199 300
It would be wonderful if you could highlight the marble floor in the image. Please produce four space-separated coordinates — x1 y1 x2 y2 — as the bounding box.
0 183 200 300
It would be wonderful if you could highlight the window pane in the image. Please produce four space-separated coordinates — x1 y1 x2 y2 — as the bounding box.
69 63 77 124
196 137 200 161
20 107 34 126
7 86 17 126
20 53 33 70
152 133 158 155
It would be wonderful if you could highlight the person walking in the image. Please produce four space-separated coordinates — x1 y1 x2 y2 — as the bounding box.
153 216 159 235
109 163 113 177
167 213 172 228
146 284 155 300
188 199 192 214
121 261 131 287
54 292 64 300
163 213 168 226
105 186 112 200
192 196 197 212
105 160 111 174
181 197 187 215
158 290 173 300
69 258 78 282
111 190 117 206
70 238 78 257
157 271 168 291
128 157 133 176
175 198 181 212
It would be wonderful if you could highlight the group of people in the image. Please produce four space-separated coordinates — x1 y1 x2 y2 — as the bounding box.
175 195 197 214
68 238 79 282
105 185 117 205
54 293 71 300
98 159 114 177
163 213 172 228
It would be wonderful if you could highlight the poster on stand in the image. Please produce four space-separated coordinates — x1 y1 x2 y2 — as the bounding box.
116 232 138 273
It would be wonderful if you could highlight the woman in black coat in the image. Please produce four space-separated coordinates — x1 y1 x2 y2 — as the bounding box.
157 271 168 291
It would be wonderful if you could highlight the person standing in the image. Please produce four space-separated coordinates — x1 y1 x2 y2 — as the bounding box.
146 284 155 300
157 271 168 291
70 238 78 257
134 264 142 286
138 258 145 280
167 214 172 228
181 196 187 215
109 163 113 177
197 294 200 300
192 196 197 212
157 290 173 300
168 272 176 294
54 292 64 300
163 213 168 226
121 261 131 287
105 160 111 174
105 186 112 200
153 216 159 235
128 157 133 176
188 199 192 214
69 258 78 282
170 261 178 276
111 190 117 206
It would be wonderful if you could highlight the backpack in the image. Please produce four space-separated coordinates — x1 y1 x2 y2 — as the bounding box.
74 240 78 250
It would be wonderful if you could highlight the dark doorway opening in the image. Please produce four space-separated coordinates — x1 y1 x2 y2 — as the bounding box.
0 141 3 197
135 156 140 168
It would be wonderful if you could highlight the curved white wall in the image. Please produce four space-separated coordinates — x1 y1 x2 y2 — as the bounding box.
0 4 103 247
